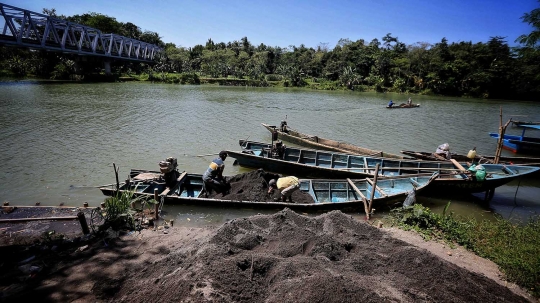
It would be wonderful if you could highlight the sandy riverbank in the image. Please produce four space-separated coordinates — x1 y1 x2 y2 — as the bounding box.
0 206 534 302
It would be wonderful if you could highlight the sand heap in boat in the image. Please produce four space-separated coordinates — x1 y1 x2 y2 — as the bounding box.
207 169 316 204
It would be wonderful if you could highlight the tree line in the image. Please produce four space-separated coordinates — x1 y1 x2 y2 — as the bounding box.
1 4 539 100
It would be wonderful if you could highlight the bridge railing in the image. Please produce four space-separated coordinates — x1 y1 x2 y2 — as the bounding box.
0 3 161 62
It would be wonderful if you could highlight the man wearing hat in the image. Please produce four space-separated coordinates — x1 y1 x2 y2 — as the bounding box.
203 151 229 196
268 176 300 202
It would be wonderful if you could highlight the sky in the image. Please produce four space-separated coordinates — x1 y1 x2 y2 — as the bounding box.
5 0 538 49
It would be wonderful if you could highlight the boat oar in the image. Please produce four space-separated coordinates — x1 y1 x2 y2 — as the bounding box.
183 153 219 157
338 167 467 172
70 183 117 188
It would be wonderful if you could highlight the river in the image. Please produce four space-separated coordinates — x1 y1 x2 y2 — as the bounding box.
1 81 539 224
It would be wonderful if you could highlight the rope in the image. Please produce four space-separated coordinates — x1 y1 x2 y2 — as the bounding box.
158 195 165 215
513 177 523 206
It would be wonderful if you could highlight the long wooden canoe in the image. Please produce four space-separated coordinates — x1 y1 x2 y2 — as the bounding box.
261 123 409 159
400 150 540 167
99 169 436 212
229 140 540 195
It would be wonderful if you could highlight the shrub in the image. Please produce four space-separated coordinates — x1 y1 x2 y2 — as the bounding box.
180 73 200 84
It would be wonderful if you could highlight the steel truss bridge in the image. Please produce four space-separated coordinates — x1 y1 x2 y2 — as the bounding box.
0 3 162 63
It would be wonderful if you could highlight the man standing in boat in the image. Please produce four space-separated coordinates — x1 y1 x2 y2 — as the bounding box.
203 151 230 196
268 176 300 202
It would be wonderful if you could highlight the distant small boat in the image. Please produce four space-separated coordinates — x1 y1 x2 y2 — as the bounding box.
386 103 420 109
261 123 409 159
489 124 540 154
99 169 437 212
400 150 540 167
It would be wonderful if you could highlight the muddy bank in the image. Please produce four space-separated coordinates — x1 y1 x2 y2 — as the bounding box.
0 206 93 246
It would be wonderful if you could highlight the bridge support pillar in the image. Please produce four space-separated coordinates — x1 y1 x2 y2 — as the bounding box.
104 60 112 75
73 61 81 74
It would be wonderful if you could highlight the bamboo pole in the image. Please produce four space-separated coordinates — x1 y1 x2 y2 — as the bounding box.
154 188 159 220
338 167 465 172
494 108 512 164
366 164 380 220
347 178 369 218
113 163 120 192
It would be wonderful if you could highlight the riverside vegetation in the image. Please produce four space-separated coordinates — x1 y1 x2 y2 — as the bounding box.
387 203 540 298
2 4 540 100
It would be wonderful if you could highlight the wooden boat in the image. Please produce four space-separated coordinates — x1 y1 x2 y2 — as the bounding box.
99 169 437 212
261 123 408 159
489 124 540 154
400 150 540 167
229 140 540 195
386 103 420 108
512 121 540 127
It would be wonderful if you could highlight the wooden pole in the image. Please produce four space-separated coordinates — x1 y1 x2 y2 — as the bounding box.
113 163 120 192
494 108 512 164
77 212 90 234
338 167 466 172
367 163 380 220
154 188 159 220
347 178 369 219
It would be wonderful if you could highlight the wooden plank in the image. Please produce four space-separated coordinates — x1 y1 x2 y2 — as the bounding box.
450 159 466 171
0 216 78 223
366 178 387 197
161 171 188 196
346 178 367 201
347 178 369 219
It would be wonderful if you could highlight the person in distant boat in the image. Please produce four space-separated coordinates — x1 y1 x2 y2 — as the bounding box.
387 100 394 108
203 151 230 196
407 98 412 107
268 176 300 202
280 120 288 133
435 143 451 160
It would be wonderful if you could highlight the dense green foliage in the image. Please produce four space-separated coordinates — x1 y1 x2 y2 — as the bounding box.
2 4 540 99
387 204 540 298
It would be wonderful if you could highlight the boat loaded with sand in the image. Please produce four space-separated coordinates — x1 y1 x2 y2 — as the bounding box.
262 122 409 159
99 167 437 212
228 140 540 196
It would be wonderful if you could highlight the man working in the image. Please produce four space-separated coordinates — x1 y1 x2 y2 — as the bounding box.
387 100 394 108
203 151 229 196
268 176 300 202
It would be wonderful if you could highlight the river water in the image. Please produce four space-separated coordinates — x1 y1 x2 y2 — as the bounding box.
1 81 539 224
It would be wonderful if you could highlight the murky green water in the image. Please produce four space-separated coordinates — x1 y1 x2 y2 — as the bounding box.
1 81 539 224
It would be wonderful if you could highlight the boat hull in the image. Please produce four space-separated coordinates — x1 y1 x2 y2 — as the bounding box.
262 123 407 159
99 170 435 212
229 140 540 194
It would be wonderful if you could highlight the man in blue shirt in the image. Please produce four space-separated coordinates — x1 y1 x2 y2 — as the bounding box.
387 100 394 108
203 151 229 196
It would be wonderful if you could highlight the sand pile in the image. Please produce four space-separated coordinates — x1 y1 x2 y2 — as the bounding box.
103 209 527 302
208 169 316 204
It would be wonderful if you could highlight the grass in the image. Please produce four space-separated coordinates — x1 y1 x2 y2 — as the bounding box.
386 203 540 298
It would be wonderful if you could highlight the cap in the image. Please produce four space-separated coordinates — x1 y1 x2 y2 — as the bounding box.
268 179 276 187
219 151 228 157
